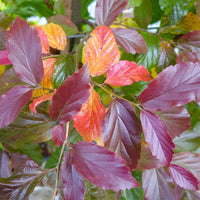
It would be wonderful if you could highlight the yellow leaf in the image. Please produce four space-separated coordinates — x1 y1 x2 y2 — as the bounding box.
110 17 138 29
0 65 5 76
151 67 157 79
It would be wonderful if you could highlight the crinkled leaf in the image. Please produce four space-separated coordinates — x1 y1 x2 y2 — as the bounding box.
169 164 198 190
0 50 12 65
71 141 139 191
95 0 129 26
105 60 152 86
101 98 141 170
0 85 32 128
112 28 147 54
0 151 11 178
140 110 175 166
7 16 43 86
82 26 120 77
61 151 85 200
73 86 105 142
52 124 66 146
156 106 191 139
49 65 90 123
139 62 200 111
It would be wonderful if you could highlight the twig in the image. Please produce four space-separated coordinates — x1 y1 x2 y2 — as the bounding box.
42 54 60 60
51 122 69 200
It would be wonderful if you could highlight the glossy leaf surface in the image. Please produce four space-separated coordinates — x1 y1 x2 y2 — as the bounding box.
0 50 12 65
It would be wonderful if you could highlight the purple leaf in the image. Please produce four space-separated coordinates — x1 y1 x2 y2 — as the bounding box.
169 164 198 190
142 168 177 200
0 151 11 178
112 28 147 54
101 98 141 170
49 65 90 123
176 50 200 64
0 85 32 128
156 106 191 139
0 50 12 65
61 151 85 200
52 124 66 146
7 16 43 86
95 0 128 26
139 62 200 111
71 141 139 191
140 110 175 166
186 190 200 200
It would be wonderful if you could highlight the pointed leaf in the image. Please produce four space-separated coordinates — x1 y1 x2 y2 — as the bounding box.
169 164 198 190
95 0 129 26
0 151 11 178
101 98 142 170
112 28 147 54
0 50 12 65
156 106 191 139
0 85 32 128
49 65 90 123
82 26 120 76
61 151 85 200
7 16 43 86
73 86 105 142
51 124 66 146
40 22 66 50
71 141 139 191
140 110 175 166
139 62 200 111
105 60 152 86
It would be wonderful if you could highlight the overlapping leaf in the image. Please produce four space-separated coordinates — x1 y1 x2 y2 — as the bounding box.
176 50 200 64
82 26 120 76
105 60 152 86
73 86 105 142
112 28 147 55
0 50 12 65
51 124 66 146
101 98 141 169
139 62 200 111
95 0 129 26
186 190 200 200
140 110 175 166
49 65 90 123
0 151 11 178
6 16 43 86
71 142 139 191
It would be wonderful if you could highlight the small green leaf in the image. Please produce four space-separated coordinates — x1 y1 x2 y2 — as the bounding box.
45 146 61 169
127 0 142 7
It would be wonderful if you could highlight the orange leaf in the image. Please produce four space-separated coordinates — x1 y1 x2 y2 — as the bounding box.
73 86 105 142
40 23 66 50
104 60 152 86
82 26 120 77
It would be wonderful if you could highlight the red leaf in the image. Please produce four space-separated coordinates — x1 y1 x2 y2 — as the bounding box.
61 151 85 200
71 141 139 191
0 151 11 178
112 28 147 54
7 16 43 86
0 50 12 65
105 61 152 86
49 65 90 123
156 106 191 139
140 110 175 166
0 85 32 128
139 62 200 111
51 124 66 146
169 164 198 190
101 98 141 170
73 86 105 142
95 0 129 26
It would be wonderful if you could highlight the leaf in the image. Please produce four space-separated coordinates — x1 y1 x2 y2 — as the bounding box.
0 85 32 128
0 151 11 178
112 28 147 54
51 124 66 146
186 190 200 200
95 0 129 26
40 22 67 50
101 98 142 170
169 164 198 190
0 50 12 65
82 26 120 77
6 16 43 86
49 65 90 123
71 141 139 191
156 106 191 139
142 168 177 200
0 65 5 76
139 62 200 111
73 86 105 142
140 110 175 166
61 151 85 200
104 60 152 86
176 50 200 64
0 28 6 51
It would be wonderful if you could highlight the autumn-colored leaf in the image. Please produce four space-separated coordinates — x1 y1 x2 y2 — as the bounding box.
0 151 11 178
40 22 66 50
73 85 105 142
0 50 12 65
52 124 66 146
0 65 5 76
82 26 120 76
105 61 152 86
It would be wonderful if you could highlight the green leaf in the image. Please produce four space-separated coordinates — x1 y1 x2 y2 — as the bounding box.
186 102 200 127
53 54 75 88
151 0 164 23
127 0 142 7
81 0 94 19
68 128 83 144
45 146 61 169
